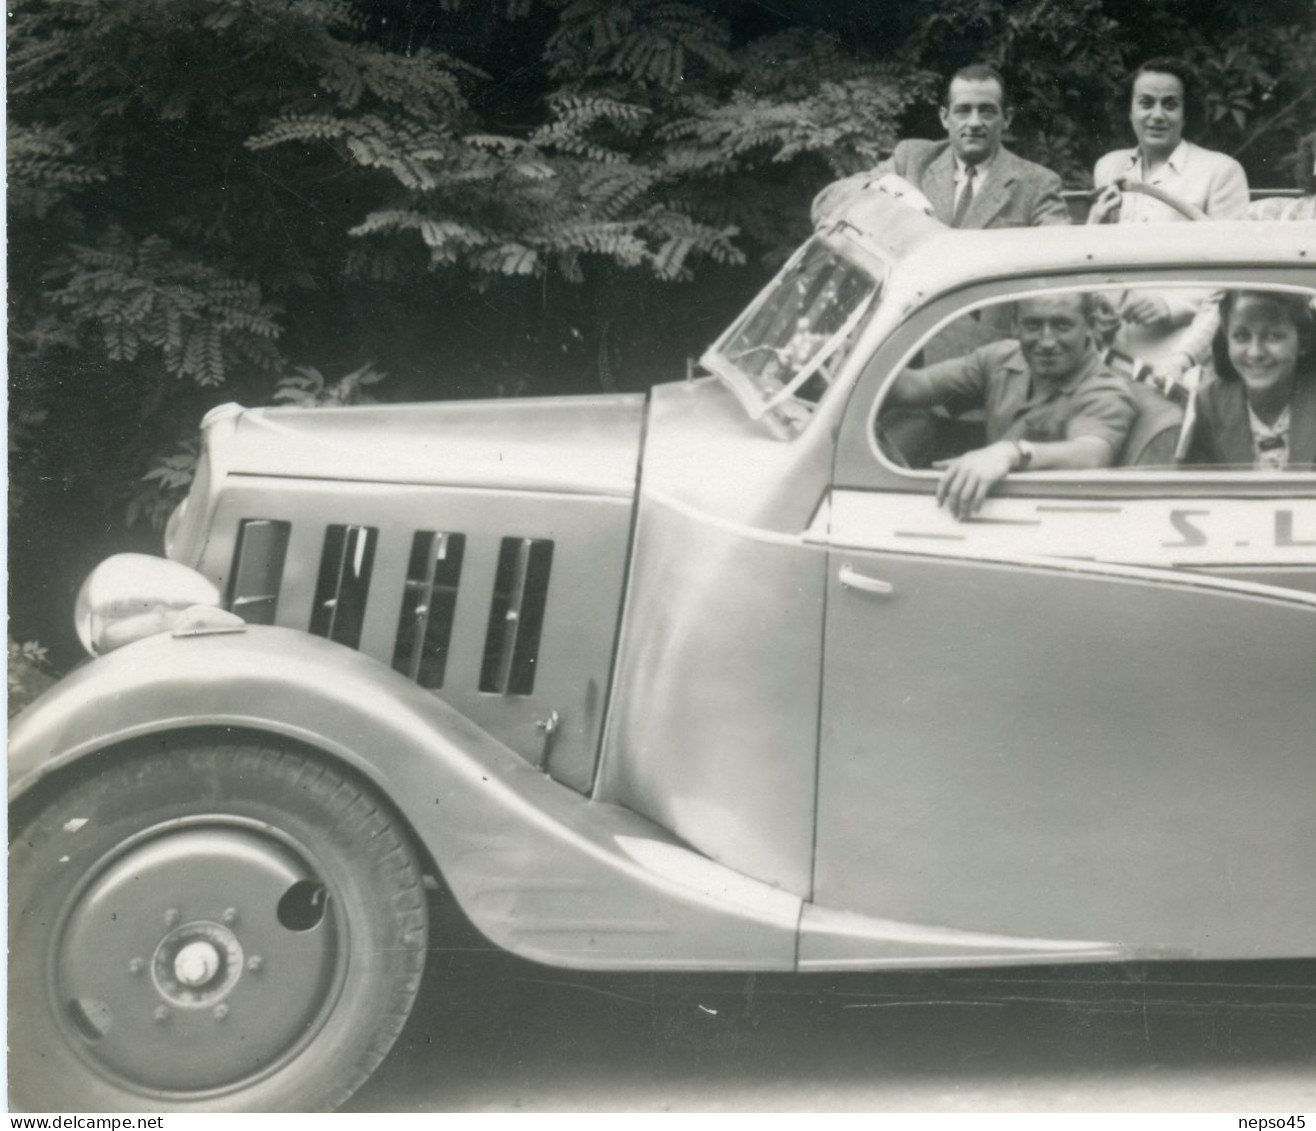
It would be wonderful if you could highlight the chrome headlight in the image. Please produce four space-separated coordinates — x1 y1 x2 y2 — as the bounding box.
74 553 241 656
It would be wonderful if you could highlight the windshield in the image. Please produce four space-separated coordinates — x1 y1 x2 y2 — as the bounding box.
703 236 885 436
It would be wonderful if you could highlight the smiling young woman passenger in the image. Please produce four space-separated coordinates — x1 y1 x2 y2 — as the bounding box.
1184 291 1316 470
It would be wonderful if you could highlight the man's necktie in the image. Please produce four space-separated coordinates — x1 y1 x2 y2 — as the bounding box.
952 164 976 228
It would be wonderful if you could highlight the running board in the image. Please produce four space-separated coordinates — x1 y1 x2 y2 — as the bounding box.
799 904 1123 970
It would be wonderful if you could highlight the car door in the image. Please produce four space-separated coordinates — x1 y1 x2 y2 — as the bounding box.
804 274 1316 968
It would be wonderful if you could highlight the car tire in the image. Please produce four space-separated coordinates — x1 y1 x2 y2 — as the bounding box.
9 740 428 1112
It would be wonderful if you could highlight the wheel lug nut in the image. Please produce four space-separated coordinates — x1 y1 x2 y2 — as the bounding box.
163 908 180 927
128 957 145 975
221 907 238 925
153 1005 170 1023
246 955 263 973
213 1003 230 1022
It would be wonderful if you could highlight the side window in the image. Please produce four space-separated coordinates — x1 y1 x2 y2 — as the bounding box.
873 283 1316 476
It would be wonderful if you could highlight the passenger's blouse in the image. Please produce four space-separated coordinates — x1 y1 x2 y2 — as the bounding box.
1092 141 1250 367
1092 140 1250 222
1183 372 1316 470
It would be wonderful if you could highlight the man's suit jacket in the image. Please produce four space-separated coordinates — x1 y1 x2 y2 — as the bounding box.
812 138 1069 228
1184 373 1316 470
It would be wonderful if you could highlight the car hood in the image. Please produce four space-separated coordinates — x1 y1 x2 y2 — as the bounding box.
205 394 647 498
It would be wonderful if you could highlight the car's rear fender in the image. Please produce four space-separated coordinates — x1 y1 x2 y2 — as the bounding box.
8 625 800 971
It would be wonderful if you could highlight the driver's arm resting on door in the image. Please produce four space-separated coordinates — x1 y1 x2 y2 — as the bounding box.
932 435 1116 520
886 339 1134 520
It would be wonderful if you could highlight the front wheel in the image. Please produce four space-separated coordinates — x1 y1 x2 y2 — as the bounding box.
9 741 428 1112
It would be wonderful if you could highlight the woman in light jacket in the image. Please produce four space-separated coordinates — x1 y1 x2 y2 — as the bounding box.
1089 56 1250 224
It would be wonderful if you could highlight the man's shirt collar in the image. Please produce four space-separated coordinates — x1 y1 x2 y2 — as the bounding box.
1129 139 1190 179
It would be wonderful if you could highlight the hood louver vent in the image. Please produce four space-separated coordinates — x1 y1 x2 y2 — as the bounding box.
480 537 554 696
393 531 466 688
310 524 378 649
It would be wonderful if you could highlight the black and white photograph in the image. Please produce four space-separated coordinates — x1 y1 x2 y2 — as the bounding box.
7 0 1316 1116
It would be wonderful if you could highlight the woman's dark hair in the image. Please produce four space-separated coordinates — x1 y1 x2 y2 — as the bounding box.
1294 130 1316 195
1211 290 1316 383
1125 56 1204 137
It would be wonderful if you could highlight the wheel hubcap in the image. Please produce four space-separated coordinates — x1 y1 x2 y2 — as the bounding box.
154 924 242 1006
173 940 222 988
54 823 343 1094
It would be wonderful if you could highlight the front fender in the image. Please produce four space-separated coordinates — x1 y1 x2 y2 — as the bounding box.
9 627 799 971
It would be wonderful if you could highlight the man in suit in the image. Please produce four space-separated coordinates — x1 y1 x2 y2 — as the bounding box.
812 64 1069 229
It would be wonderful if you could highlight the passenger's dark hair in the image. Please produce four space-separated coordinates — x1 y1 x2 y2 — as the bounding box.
943 63 1008 110
1294 130 1316 195
1212 290 1316 384
1125 56 1203 136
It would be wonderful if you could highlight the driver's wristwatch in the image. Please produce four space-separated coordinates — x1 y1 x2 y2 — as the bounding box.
1011 438 1035 471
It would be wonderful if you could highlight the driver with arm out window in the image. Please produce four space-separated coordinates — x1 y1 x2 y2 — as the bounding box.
886 294 1137 519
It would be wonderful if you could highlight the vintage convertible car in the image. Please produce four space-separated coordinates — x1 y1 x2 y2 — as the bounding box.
10 192 1316 1111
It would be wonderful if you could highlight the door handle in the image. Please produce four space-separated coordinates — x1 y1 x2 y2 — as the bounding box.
838 563 894 596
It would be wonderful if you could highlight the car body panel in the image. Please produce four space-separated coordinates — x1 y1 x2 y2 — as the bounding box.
595 491 827 897
212 395 646 495
797 904 1122 971
812 542 1316 960
594 379 834 895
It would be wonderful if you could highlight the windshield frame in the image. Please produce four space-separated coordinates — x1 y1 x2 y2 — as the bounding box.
701 228 890 438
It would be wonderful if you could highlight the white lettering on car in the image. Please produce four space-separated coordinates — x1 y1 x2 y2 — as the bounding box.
1162 509 1210 548
821 491 1316 571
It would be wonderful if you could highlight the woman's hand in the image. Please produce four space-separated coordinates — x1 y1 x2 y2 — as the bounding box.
1087 184 1123 224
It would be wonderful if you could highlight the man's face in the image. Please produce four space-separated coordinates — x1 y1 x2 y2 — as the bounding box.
1016 296 1092 384
939 78 1009 165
